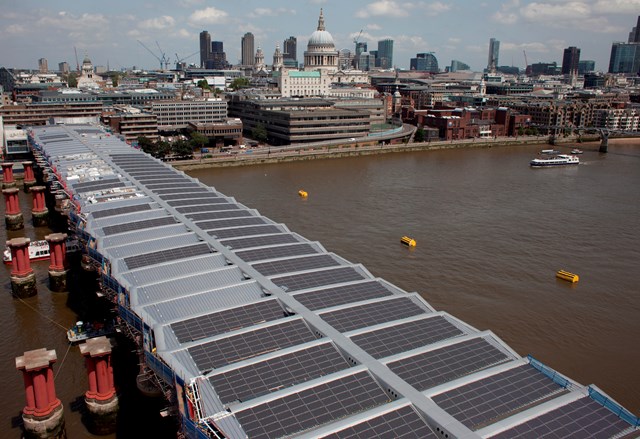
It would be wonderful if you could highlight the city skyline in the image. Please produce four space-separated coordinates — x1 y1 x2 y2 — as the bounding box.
1 0 639 72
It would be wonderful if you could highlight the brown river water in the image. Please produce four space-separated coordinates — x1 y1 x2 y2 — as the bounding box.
1 140 638 437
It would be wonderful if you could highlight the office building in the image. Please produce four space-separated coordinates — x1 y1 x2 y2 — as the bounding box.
241 32 255 67
410 53 439 73
151 99 228 131
199 31 211 68
354 42 367 69
608 42 640 74
487 38 499 72
578 60 595 75
58 62 70 74
207 41 227 70
450 60 470 72
283 36 297 63
38 58 48 73
377 39 393 69
629 15 640 43
562 46 581 75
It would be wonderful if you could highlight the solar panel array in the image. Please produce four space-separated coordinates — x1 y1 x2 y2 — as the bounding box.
318 405 439 439
432 364 565 430
233 371 391 439
171 299 286 343
188 319 317 372
31 125 639 439
208 342 351 404
350 315 464 359
388 337 511 391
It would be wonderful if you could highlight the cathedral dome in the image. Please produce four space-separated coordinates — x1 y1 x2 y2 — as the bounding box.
307 9 335 49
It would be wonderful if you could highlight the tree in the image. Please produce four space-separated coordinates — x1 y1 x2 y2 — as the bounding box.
251 123 268 143
137 136 155 154
111 73 120 87
189 132 208 150
229 77 250 91
414 128 425 142
197 79 211 91
172 139 193 159
65 73 78 88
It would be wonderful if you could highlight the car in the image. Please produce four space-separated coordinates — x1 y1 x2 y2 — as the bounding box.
348 138 356 141
239 144 246 149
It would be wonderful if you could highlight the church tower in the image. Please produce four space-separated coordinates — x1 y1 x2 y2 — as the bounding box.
273 44 283 71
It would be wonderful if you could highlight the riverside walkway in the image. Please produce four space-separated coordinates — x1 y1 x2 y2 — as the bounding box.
30 124 638 439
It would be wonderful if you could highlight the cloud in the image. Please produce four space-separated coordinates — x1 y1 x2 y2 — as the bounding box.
38 11 109 29
394 34 428 49
425 1 451 15
448 37 461 44
309 0 327 4
593 0 640 14
5 24 26 35
492 11 518 24
140 16 175 30
366 24 382 30
356 1 410 18
501 41 551 53
250 8 296 18
189 7 228 25
173 29 192 39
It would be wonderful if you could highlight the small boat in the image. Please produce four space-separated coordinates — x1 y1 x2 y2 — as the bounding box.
540 149 560 155
571 149 584 154
530 154 579 167
67 320 117 344
2 237 81 264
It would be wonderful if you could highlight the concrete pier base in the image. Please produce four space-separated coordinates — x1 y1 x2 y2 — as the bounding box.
24 180 37 193
5 212 24 230
48 269 68 293
22 404 67 439
32 210 49 227
11 271 37 298
2 181 17 189
85 396 118 435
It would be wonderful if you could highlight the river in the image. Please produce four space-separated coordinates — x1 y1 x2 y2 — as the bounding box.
1 139 638 437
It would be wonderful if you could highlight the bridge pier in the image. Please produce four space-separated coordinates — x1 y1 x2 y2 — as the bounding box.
80 336 118 435
7 237 38 298
599 135 609 153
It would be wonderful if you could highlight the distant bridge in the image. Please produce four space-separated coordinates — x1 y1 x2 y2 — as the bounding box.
538 126 640 153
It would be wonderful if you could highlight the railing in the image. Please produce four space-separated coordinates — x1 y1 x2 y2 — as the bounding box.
101 273 123 295
588 387 640 428
527 355 570 389
118 304 143 332
87 247 104 265
144 350 175 387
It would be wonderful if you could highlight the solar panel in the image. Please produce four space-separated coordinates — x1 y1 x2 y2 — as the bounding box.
292 280 394 311
143 182 198 190
186 210 252 222
197 217 266 231
272 266 366 292
432 364 565 430
177 204 238 214
252 254 341 277
171 299 286 343
72 179 126 192
90 203 152 219
488 396 633 439
209 342 351 404
102 216 176 236
209 225 283 240
233 371 390 439
156 188 211 199
154 186 206 195
388 338 510 392
351 315 464 359
124 242 212 270
221 233 300 250
235 243 318 263
169 198 229 207
139 178 192 186
318 405 438 439
187 319 316 372
320 297 428 333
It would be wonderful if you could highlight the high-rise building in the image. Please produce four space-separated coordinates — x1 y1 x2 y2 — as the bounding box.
354 42 367 69
629 16 640 43
207 41 227 69
450 60 470 72
377 39 393 69
199 31 211 68
283 36 297 63
561 46 581 76
241 32 255 67
410 53 439 73
487 38 499 72
578 60 595 75
38 58 48 73
58 62 70 74
608 42 640 74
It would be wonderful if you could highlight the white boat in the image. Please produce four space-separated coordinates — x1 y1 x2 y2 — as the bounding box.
540 149 560 155
530 154 579 167
3 237 81 264
571 148 584 154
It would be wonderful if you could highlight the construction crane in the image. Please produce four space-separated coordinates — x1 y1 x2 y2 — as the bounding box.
523 50 529 71
137 40 170 70
353 29 363 45
175 50 199 70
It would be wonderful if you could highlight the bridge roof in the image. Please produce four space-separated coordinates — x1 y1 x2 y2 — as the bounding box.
30 124 639 439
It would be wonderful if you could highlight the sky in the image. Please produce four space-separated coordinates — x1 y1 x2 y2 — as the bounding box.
1 0 639 73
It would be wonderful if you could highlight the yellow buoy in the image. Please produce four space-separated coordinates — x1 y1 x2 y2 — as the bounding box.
298 190 308 198
401 236 417 247
556 270 579 283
